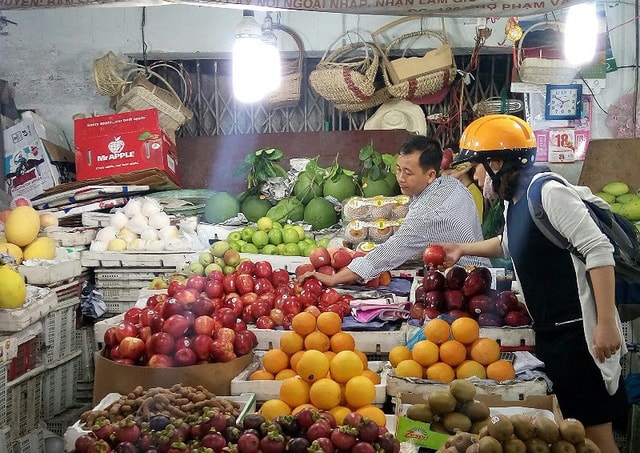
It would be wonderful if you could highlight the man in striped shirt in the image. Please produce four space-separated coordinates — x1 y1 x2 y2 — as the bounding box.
298 136 490 287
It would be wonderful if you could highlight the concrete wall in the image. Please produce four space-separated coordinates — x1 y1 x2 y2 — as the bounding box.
0 3 637 183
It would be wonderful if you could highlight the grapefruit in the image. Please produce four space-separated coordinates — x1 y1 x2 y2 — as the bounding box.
303 198 338 230
294 172 324 205
204 192 240 224
361 176 393 197
323 173 357 202
23 236 56 260
5 206 40 247
241 195 273 222
0 265 27 309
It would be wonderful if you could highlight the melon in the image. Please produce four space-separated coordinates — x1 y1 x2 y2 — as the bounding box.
0 265 26 309
5 206 40 247
204 192 240 224
241 195 273 222
303 197 338 230
323 173 357 202
361 177 393 197
294 172 324 205
23 236 56 260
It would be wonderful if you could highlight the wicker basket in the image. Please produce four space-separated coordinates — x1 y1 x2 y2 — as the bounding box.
373 17 457 101
93 51 131 97
516 21 579 85
115 72 193 132
265 24 305 110
309 33 382 106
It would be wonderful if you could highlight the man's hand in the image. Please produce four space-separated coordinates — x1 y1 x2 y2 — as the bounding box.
297 271 336 287
433 242 464 268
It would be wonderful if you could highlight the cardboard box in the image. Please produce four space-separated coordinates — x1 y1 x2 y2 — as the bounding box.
74 109 179 184
3 112 75 200
394 392 562 450
93 349 253 405
579 138 640 193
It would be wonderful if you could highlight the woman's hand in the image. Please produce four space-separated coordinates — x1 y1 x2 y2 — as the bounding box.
297 271 335 287
433 242 464 268
593 319 622 362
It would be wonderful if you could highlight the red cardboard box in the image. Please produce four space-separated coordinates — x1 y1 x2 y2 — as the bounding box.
74 109 179 184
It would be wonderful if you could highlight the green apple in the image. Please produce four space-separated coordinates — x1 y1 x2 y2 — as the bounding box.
293 225 306 241
257 216 273 231
268 228 283 245
318 237 330 248
199 251 214 267
241 226 256 242
223 265 236 275
262 244 278 255
241 243 259 254
204 262 223 275
251 230 269 248
187 262 205 276
227 231 242 242
210 240 231 258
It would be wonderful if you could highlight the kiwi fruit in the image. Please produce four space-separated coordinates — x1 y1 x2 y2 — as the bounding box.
574 439 601 453
487 414 514 442
510 414 536 441
534 417 560 444
443 412 473 434
503 437 527 453
450 379 477 402
462 400 491 422
477 435 503 453
471 418 490 435
558 418 586 444
525 438 551 453
429 391 458 414
466 444 480 453
478 425 490 438
406 403 434 423
445 432 476 452
430 421 450 434
551 440 577 453
435 447 458 453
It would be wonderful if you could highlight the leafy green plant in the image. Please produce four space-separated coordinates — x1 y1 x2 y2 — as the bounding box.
358 143 396 181
236 148 288 195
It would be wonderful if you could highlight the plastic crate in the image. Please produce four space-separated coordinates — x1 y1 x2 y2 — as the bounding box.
6 368 44 443
94 268 173 281
0 287 57 333
18 258 83 285
10 428 45 453
75 381 94 404
74 327 95 383
100 286 146 301
105 300 138 315
80 250 191 268
45 403 92 437
0 426 10 453
43 298 79 364
0 366 7 428
42 351 81 419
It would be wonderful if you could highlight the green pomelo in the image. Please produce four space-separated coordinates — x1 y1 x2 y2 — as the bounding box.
323 173 357 202
241 195 273 222
383 171 400 195
266 197 304 223
619 199 640 221
617 193 640 204
602 181 629 197
293 172 324 205
596 192 616 204
361 176 393 197
303 197 338 230
204 192 240 224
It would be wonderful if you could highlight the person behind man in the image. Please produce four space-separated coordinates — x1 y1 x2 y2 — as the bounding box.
437 114 628 452
298 136 490 287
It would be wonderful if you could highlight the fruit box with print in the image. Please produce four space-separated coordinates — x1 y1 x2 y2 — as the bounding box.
74 108 179 184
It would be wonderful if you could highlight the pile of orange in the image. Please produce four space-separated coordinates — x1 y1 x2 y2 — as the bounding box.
389 317 515 383
252 311 386 425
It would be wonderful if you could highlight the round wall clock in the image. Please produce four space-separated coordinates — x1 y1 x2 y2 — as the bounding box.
545 84 583 120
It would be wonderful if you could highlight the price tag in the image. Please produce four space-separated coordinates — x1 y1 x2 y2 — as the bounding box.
548 127 576 163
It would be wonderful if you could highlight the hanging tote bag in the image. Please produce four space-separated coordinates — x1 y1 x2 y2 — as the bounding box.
265 24 305 110
516 21 579 85
372 17 457 102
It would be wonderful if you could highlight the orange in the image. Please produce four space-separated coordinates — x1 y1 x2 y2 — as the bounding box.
469 338 501 365
388 345 412 368
439 339 467 367
259 399 291 421
316 311 343 336
328 405 351 425
344 375 376 409
354 348 368 369
451 317 480 345
426 362 455 383
279 376 311 408
330 350 364 384
297 350 330 384
456 360 487 379
262 349 290 374
275 369 297 380
486 359 516 381
309 378 343 410
423 318 451 345
355 405 387 427
412 340 440 367
304 330 331 352
289 350 305 373
361 368 382 385
379 271 392 286
249 369 275 380
279 331 305 355
323 351 337 364
292 403 318 415
292 311 317 336
330 331 356 353
394 359 424 378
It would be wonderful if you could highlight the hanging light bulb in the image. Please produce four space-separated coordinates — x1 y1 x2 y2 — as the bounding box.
232 10 281 103
261 13 282 95
564 2 598 66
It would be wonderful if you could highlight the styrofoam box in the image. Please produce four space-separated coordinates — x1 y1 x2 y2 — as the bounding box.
231 357 388 405
238 253 310 272
42 226 97 247
480 326 535 348
64 392 257 452
93 313 125 350
81 250 192 268
386 373 548 401
249 325 408 354
19 258 83 285
0 287 57 333
94 268 174 281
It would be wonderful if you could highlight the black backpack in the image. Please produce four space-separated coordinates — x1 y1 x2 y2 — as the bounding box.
527 174 640 318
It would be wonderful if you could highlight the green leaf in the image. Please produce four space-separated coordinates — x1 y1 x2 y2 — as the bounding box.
359 145 374 160
255 149 263 156
382 153 396 167
369 166 382 180
245 153 257 164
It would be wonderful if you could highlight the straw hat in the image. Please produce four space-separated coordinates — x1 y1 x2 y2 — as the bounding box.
364 99 427 136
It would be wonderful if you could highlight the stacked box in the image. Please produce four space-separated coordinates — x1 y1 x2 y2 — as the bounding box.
43 297 80 364
75 327 95 383
42 351 81 419
45 403 92 437
6 368 44 443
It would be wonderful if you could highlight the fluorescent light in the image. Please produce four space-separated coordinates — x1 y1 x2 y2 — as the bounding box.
564 2 598 65
232 10 281 103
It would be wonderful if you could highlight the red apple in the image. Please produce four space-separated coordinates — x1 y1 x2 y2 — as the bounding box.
148 354 174 367
174 347 198 366
302 277 323 296
124 307 142 325
270 308 284 326
295 263 315 278
236 273 255 295
331 248 353 269
234 318 248 332
240 292 259 306
424 290 445 311
137 326 152 344
175 336 193 350
186 274 207 292
224 296 244 317
304 305 321 317
209 339 237 362
145 293 167 308
192 296 215 317
119 337 145 360
174 289 197 307
468 295 495 317
168 280 186 297
149 314 164 333
193 334 214 360
194 315 216 336
317 265 336 276
139 308 158 327
162 314 190 338
423 245 446 268
161 298 186 319
234 330 257 356
444 289 465 311
282 297 302 317
254 261 273 279
255 315 276 330
504 310 531 327
114 321 138 343
423 270 446 292
207 269 224 282
236 260 255 275
104 326 119 348
298 289 319 308
271 268 291 286
320 288 340 307
251 300 272 319
148 332 175 355
309 247 332 270
253 278 274 296
495 290 519 317
216 307 238 329
241 304 256 324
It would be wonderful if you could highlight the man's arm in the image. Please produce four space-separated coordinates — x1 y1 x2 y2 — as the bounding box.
588 265 622 362
438 236 504 267
297 266 360 287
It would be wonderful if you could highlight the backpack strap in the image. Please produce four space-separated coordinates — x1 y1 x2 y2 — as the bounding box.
526 174 585 260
